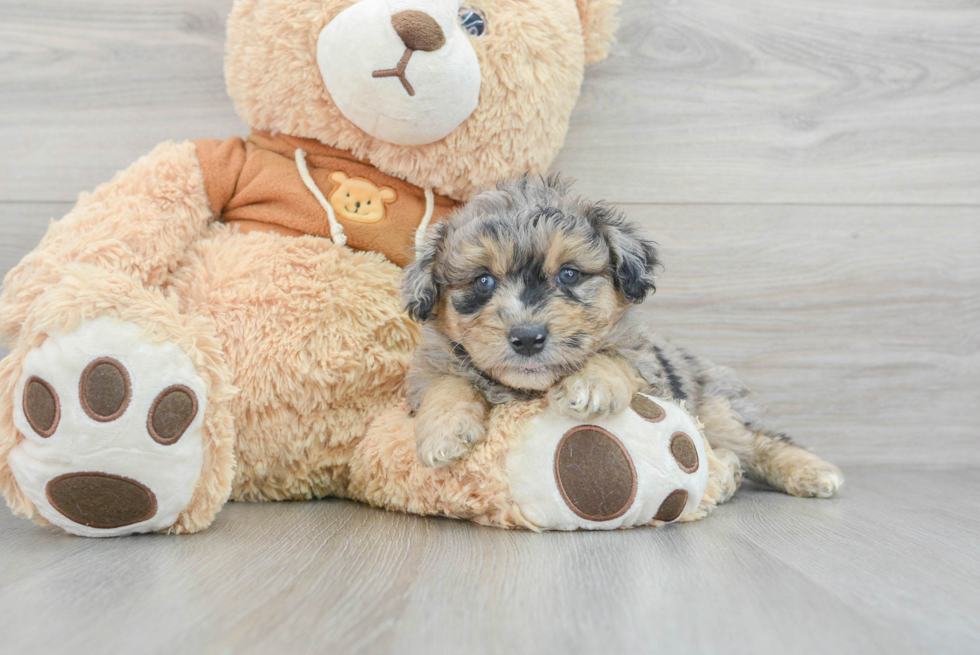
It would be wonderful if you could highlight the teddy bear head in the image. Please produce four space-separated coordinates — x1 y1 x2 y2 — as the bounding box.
225 0 620 200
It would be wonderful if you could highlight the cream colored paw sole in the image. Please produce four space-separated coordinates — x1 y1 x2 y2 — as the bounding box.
507 394 709 531
9 317 206 537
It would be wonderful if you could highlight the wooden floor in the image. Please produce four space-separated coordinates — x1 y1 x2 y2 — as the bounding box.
0 1 978 653
0 468 976 654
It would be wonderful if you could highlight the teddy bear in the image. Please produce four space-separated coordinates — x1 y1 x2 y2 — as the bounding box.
0 0 743 537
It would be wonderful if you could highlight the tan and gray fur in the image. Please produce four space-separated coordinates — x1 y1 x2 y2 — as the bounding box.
403 175 842 498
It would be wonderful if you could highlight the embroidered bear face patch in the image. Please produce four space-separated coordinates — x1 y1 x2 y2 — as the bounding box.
328 171 398 223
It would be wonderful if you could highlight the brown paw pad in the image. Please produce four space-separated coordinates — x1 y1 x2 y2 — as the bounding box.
670 432 700 473
148 385 199 445
45 472 157 529
630 394 665 423
654 489 689 522
23 377 60 438
554 426 637 522
80 358 131 422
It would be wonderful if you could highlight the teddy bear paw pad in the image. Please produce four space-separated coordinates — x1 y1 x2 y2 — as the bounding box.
9 317 206 537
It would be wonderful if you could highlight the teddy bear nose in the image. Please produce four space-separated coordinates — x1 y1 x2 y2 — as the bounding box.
391 10 446 52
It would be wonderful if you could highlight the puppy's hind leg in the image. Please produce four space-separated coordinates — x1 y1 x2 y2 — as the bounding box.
697 395 843 498
687 356 843 498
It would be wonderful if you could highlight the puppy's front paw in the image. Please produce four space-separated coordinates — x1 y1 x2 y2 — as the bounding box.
549 369 634 420
415 412 487 468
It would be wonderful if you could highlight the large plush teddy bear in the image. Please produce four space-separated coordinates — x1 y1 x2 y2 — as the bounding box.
0 0 742 537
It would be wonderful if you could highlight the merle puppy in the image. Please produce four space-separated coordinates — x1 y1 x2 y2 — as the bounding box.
401 175 842 498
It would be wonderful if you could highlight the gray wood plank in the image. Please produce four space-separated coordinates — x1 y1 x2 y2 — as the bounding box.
0 467 976 654
2 0 979 205
0 203 61 273
0 0 243 203
1 202 977 467
627 204 980 467
736 469 980 654
554 0 980 204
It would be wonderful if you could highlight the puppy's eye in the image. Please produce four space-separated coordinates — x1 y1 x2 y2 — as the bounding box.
458 8 487 37
474 273 496 294
558 268 582 286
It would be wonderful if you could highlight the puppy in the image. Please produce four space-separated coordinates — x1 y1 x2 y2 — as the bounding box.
402 175 843 499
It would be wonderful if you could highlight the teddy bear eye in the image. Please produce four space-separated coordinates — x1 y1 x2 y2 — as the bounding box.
458 8 487 37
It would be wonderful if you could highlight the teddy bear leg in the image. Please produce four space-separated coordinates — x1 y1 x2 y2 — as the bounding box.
348 403 538 530
0 267 236 536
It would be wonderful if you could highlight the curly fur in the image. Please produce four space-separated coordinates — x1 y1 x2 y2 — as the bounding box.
402 176 844 496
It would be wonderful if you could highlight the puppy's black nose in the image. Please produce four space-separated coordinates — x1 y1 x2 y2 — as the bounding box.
509 324 548 356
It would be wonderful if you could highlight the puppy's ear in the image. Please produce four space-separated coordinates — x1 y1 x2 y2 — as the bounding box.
590 203 660 303
402 223 446 322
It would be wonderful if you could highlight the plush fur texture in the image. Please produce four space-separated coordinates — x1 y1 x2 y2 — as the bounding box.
0 141 214 345
576 0 621 65
166 225 419 503
0 1 626 534
226 0 606 200
0 142 237 534
350 400 541 529
0 267 239 534
350 398 741 529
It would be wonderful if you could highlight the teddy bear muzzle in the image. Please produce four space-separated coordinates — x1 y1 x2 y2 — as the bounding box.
372 11 448 98
317 0 481 146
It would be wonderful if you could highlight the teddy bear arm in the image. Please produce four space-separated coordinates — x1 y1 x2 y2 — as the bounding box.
413 375 490 468
0 140 215 344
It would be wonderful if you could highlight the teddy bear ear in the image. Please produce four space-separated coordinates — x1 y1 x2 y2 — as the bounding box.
576 0 622 66
379 188 397 203
329 171 349 184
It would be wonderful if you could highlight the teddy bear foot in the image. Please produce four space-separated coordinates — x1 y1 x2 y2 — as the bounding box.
8 317 208 537
506 394 711 531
